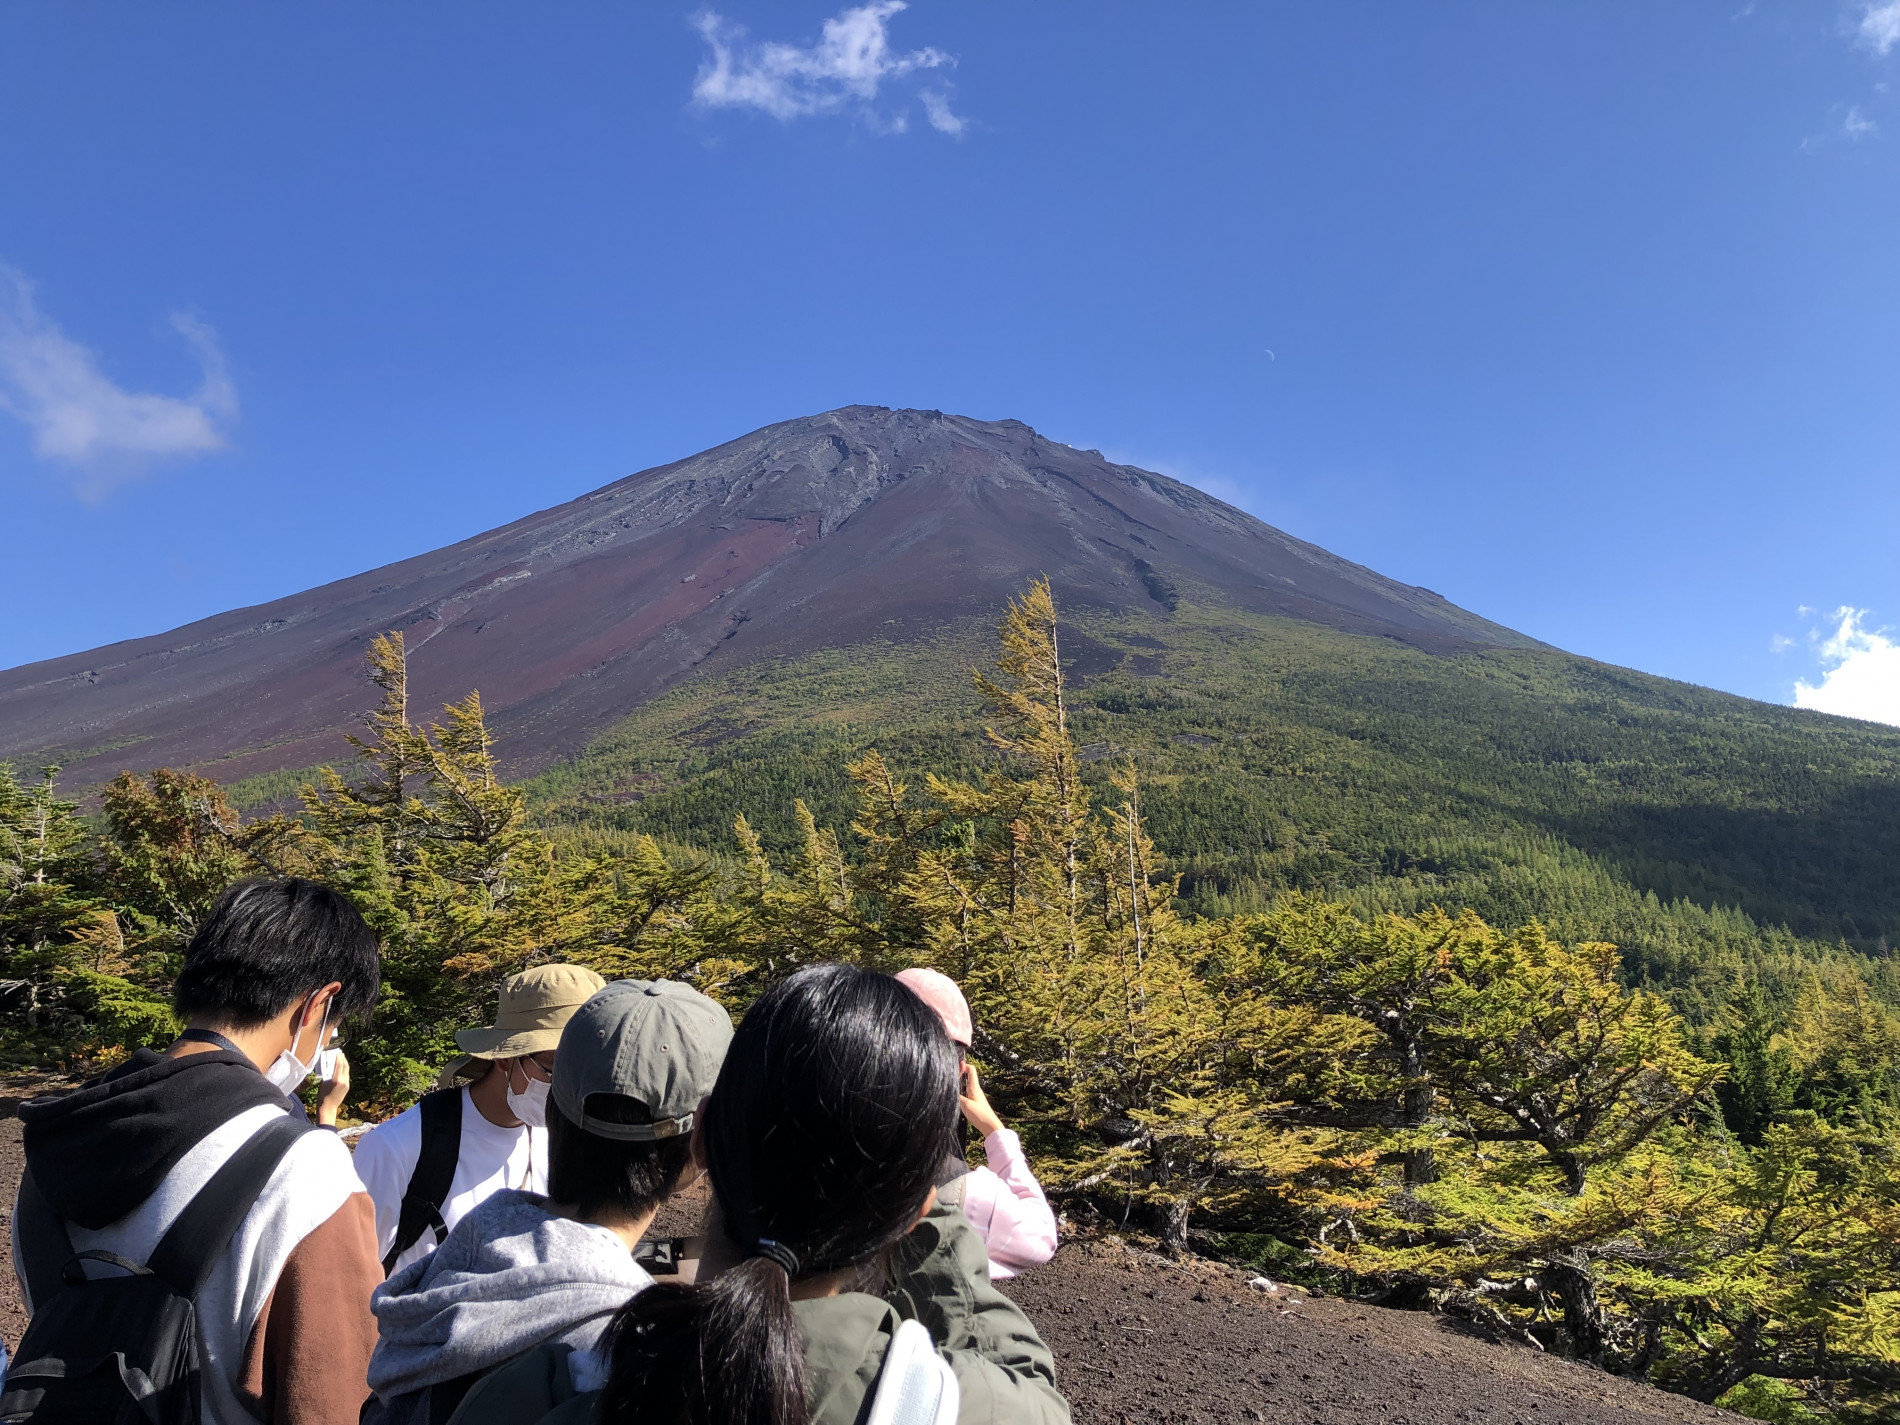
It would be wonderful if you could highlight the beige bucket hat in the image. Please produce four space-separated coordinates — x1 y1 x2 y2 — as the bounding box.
454 964 607 1059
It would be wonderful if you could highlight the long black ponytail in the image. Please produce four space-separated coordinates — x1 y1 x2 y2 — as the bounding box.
597 964 961 1425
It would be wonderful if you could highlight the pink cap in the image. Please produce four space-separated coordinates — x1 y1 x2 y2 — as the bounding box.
895 967 973 1048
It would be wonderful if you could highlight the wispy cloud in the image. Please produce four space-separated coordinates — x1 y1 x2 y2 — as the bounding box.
1859 1 1900 54
918 87 965 136
1792 607 1900 725
691 2 965 134
0 265 235 496
1802 100 1884 150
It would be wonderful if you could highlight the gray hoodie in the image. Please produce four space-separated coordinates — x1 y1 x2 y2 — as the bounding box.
365 1188 652 1425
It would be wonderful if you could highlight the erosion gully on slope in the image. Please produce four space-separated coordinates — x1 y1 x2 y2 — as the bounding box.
0 1109 1739 1425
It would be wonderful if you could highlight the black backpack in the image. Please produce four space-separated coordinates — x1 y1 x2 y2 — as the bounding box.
0 1113 313 1425
382 1087 463 1277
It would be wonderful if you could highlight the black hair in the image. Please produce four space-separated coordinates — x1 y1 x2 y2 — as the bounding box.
546 1094 695 1222
598 964 960 1425
172 878 381 1028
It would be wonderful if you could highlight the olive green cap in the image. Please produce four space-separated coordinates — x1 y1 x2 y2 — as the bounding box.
552 979 733 1141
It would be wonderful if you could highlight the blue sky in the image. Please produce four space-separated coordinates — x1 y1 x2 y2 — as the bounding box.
5 2 1900 720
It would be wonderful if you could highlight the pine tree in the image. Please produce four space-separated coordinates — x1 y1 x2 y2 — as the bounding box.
1438 931 1723 1197
1785 977 1900 1129
1240 896 1475 1186
826 585 1344 1250
278 633 611 1100
100 768 256 933
0 764 175 1059
1715 979 1794 1146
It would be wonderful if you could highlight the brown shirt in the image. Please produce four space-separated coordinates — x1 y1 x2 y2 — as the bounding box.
240 1191 381 1423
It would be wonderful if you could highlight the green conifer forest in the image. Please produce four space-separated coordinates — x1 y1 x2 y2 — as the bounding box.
4 586 1897 1421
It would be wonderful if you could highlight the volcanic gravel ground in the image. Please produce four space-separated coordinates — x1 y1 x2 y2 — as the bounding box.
0 1115 29 1350
0 1111 1738 1424
1003 1234 1741 1425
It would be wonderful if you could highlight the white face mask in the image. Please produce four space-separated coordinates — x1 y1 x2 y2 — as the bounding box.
265 997 330 1093
505 1071 550 1128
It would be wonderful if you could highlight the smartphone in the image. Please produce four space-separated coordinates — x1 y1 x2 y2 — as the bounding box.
315 1047 342 1082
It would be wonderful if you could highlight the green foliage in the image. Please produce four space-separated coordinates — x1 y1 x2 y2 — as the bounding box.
6 587 1900 1420
1784 979 1900 1129
241 632 769 1106
1667 1114 1900 1418
1717 1375 1837 1424
0 640 774 1099
1714 980 1796 1146
529 604 1900 1035
100 767 258 933
0 764 180 1068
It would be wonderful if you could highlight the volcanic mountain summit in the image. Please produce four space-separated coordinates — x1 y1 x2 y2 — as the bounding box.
0 407 1536 786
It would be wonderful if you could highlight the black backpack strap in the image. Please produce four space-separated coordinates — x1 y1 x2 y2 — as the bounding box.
13 1169 76 1311
383 1088 463 1276
146 1112 314 1297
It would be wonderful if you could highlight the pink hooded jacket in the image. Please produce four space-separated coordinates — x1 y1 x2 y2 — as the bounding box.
896 967 1060 1279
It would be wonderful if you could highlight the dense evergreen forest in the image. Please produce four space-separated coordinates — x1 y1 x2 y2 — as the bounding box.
6 589 1898 1422
520 602 1900 1029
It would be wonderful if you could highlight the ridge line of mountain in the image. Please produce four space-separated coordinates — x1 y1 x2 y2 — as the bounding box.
1 405 1539 787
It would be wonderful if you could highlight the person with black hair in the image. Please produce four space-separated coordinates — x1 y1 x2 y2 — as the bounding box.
461 963 1070 1425
362 980 732 1425
11 877 385 1424
894 967 1059 1279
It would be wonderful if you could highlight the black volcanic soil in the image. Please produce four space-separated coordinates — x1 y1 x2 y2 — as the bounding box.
0 1118 29 1350
1003 1235 1739 1425
0 1112 1736 1425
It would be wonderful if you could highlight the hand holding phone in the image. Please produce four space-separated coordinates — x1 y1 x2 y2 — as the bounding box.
958 1062 1005 1139
313 1048 351 1128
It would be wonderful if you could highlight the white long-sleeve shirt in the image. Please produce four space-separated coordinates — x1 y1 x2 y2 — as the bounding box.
960 1128 1059 1279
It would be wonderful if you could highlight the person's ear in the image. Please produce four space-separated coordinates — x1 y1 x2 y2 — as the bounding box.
306 981 344 1028
689 1096 711 1173
287 981 343 1038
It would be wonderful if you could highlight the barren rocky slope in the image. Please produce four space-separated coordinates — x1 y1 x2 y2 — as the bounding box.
0 407 1534 788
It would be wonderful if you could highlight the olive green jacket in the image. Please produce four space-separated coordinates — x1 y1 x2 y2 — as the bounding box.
448 1201 1070 1425
887 1194 1070 1424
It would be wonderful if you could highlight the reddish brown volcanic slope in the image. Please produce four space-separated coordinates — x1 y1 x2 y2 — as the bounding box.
0 407 1537 787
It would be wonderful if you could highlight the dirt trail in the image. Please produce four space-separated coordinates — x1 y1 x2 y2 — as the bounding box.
0 1114 1737 1424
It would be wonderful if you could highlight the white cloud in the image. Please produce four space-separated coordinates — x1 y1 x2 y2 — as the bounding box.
691 2 963 133
1801 101 1884 151
1770 633 1796 653
1860 1 1900 54
919 88 965 135
1793 607 1900 725
0 265 235 494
